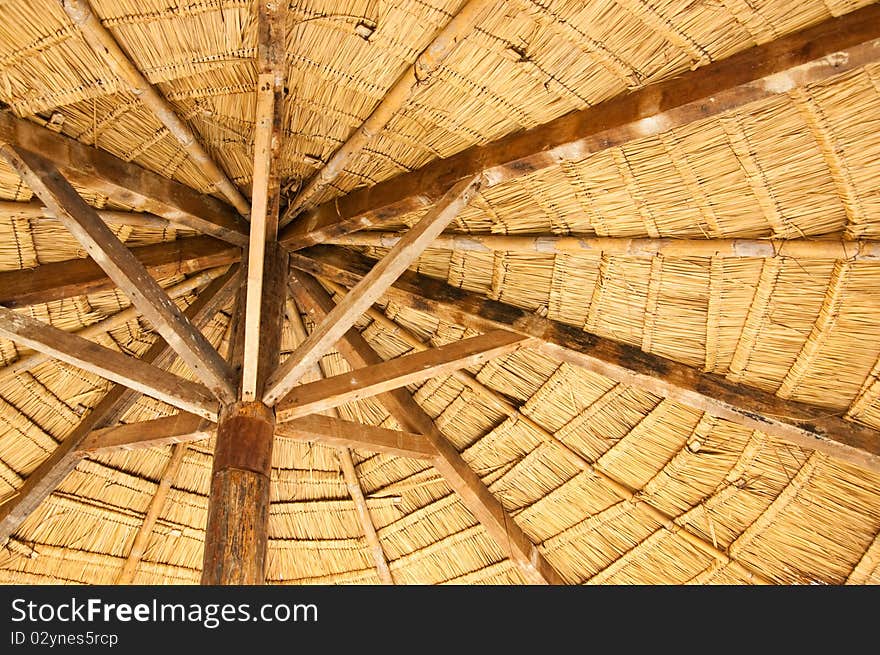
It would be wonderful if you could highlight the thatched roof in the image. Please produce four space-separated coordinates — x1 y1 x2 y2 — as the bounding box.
1 0 880 585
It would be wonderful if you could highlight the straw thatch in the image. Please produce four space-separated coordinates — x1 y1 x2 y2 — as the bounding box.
1 0 880 586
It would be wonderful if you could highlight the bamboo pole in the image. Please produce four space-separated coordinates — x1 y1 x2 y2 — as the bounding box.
321 279 773 584
61 0 251 217
281 0 495 222
326 231 880 260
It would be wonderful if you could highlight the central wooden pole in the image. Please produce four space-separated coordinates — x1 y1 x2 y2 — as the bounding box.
201 243 288 584
201 401 275 585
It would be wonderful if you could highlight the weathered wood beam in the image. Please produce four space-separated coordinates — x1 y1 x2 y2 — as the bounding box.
339 448 394 584
201 246 287 585
202 401 275 585
329 231 880 261
0 267 226 383
78 413 212 454
0 235 239 309
280 4 880 250
283 300 398 585
276 330 531 421
291 246 880 473
288 270 565 585
0 306 218 420
0 267 238 547
242 0 287 401
0 111 247 245
116 442 190 584
281 0 494 222
3 146 236 402
61 0 250 217
264 176 482 405
275 408 436 461
341 281 771 583
0 200 172 230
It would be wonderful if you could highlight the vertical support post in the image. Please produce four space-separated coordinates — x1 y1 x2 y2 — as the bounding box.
202 243 288 584
201 401 276 585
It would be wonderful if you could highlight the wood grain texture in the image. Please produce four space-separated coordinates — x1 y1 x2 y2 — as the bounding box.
291 246 880 473
275 330 531 420
0 111 247 244
275 414 437 460
280 4 880 250
264 176 481 405
201 401 275 585
4 146 235 403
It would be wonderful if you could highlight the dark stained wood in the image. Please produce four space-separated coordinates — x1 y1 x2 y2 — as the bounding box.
276 414 436 460
79 413 212 454
288 270 566 585
280 4 880 250
0 235 239 309
0 306 218 420
0 267 239 546
4 146 236 403
201 401 275 585
275 330 531 419
264 176 481 405
0 110 248 245
290 246 880 472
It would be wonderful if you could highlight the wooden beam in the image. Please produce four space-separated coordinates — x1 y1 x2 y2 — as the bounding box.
328 231 880 261
283 298 393 584
281 0 494 221
61 0 250 217
280 4 880 250
0 235 239 309
292 246 880 473
275 330 531 421
288 270 566 585
0 267 238 546
201 244 287 584
0 306 218 420
0 267 225 382
342 281 772 583
0 200 172 230
264 176 482 405
3 146 236 403
116 442 189 584
78 413 212 454
276 415 438 461
0 111 248 245
202 401 275 585
339 448 394 584
242 0 287 401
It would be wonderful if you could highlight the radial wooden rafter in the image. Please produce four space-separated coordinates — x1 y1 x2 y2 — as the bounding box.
281 0 495 222
287 269 566 585
61 0 251 217
241 0 287 402
263 175 483 405
0 111 248 245
0 266 239 546
2 145 237 403
290 246 880 474
278 3 880 250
